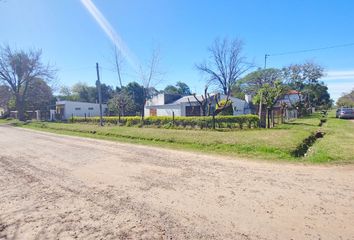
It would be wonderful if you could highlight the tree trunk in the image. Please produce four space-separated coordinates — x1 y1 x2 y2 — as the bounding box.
272 109 275 127
15 94 25 121
267 108 271 129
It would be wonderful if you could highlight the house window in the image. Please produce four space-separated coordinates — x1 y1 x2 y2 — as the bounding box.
75 107 81 111
186 106 201 116
88 107 94 110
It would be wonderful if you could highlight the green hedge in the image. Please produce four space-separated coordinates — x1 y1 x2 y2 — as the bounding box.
71 115 259 129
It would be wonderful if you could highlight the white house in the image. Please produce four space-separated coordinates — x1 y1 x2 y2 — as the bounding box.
144 93 251 117
56 101 108 120
0 107 4 117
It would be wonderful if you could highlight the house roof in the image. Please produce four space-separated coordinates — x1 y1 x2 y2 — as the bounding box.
287 90 300 95
172 93 220 104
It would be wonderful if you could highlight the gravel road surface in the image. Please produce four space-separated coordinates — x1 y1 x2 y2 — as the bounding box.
0 125 353 239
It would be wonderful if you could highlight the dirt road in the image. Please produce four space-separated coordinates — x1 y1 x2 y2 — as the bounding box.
0 125 353 240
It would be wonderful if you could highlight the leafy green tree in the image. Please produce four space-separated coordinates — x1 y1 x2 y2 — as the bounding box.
58 86 79 101
337 89 354 107
164 81 191 95
238 68 282 95
72 82 96 103
253 81 285 128
25 78 53 111
164 85 179 94
175 81 191 95
124 82 144 115
108 91 134 116
303 82 332 110
100 84 114 104
0 84 12 114
282 61 324 114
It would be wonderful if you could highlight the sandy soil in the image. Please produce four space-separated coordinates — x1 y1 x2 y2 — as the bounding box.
0 125 353 240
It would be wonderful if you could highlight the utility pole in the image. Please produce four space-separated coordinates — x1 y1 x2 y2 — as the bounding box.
96 62 103 126
259 54 269 128
264 54 269 69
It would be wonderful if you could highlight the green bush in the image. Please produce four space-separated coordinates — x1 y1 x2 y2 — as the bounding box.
72 114 259 130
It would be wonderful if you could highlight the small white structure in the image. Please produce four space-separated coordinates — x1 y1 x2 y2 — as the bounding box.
144 93 251 117
0 107 4 117
56 101 108 120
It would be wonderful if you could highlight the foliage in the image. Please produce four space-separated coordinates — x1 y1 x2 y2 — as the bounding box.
302 83 332 109
253 81 285 108
282 61 326 113
163 85 179 94
25 78 53 111
71 114 259 129
0 45 55 120
108 91 135 116
124 81 145 115
336 89 354 107
238 68 282 95
163 81 191 95
216 99 233 115
21 113 337 162
58 82 114 104
0 84 12 111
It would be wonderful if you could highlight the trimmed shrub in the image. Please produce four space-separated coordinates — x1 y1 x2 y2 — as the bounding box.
72 114 259 130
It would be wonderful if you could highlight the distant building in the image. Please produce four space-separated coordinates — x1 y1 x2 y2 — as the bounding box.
0 107 5 117
56 101 108 120
274 90 302 108
144 93 251 117
273 90 303 120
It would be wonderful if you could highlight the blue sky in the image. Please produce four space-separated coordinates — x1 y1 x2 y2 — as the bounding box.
1 0 354 101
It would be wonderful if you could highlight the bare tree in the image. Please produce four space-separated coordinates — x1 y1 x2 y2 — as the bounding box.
188 84 233 117
113 45 124 88
0 84 12 114
197 38 253 96
0 45 55 120
138 47 163 119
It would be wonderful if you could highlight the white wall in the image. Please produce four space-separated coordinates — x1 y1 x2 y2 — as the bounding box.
57 101 107 119
145 105 182 117
220 96 247 115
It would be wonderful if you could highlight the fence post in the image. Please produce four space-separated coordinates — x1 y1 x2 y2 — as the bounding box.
71 113 74 123
172 111 175 126
212 113 216 130
85 113 87 122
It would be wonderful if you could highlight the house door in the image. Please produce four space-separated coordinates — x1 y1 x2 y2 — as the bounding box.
185 106 201 116
150 108 157 116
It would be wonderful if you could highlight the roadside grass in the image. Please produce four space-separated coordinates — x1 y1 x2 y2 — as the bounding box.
15 114 328 162
305 111 354 163
0 118 17 124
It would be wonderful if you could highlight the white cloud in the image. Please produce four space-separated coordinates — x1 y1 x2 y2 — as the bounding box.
323 70 354 80
80 0 139 70
319 70 354 101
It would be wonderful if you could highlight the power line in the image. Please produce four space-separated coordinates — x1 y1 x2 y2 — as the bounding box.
268 42 354 57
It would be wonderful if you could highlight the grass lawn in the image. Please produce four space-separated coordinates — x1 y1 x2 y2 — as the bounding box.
305 113 354 163
16 112 351 163
0 118 17 124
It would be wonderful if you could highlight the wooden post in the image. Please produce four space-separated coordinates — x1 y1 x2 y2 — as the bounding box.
258 91 263 128
96 62 103 126
212 113 216 130
71 113 74 123
84 113 87 122
172 111 175 126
